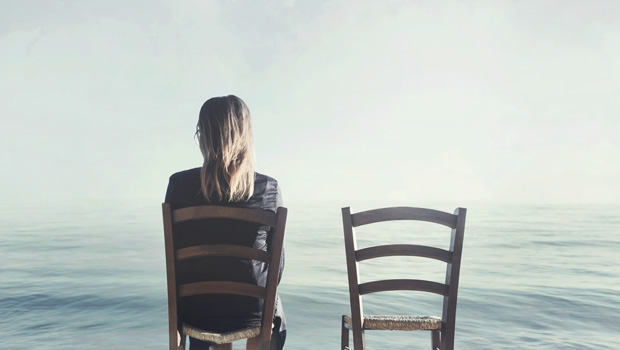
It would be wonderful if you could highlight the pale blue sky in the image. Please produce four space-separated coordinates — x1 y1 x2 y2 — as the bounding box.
1 0 619 205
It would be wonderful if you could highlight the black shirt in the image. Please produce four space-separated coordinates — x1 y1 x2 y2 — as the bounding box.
165 168 285 333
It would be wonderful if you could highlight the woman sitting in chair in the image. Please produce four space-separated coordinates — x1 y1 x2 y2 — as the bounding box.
165 95 286 350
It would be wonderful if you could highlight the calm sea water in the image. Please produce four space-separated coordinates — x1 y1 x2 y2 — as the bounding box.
1 201 619 349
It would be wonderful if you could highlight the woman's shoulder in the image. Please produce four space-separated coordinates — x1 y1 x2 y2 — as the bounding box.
169 167 201 183
252 172 282 210
255 172 278 185
165 167 202 204
254 172 280 195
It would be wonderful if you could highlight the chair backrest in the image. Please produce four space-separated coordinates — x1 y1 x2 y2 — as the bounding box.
162 204 287 349
342 206 466 349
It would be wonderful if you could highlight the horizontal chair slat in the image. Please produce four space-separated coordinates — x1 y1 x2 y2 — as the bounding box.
358 279 449 296
177 244 271 262
356 244 452 263
351 207 457 228
178 281 267 299
177 245 271 262
173 206 277 226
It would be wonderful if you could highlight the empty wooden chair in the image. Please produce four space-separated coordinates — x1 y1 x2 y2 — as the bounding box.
341 206 467 350
162 204 287 350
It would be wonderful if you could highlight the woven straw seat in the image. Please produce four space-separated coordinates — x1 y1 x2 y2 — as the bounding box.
183 323 261 344
344 315 442 331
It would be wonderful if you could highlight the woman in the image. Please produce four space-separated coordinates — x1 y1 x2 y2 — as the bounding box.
165 95 286 350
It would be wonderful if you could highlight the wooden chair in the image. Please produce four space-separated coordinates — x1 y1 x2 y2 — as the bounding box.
341 206 467 350
162 204 287 350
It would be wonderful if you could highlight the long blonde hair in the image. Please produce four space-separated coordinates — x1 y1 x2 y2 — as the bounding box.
196 95 255 202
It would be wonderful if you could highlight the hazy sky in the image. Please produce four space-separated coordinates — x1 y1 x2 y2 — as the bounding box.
1 0 619 205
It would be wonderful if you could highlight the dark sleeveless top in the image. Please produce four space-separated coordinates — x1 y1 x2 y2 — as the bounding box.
165 168 285 333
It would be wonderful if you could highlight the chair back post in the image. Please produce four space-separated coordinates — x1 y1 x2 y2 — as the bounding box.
342 207 366 350
441 207 467 350
162 203 181 350
259 207 288 347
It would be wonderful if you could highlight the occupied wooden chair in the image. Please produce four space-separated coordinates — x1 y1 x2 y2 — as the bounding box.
341 206 467 350
162 204 287 350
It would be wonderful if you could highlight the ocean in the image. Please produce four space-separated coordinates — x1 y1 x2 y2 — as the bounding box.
1 201 619 349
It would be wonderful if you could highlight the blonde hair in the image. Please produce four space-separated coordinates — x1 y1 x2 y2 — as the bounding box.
196 95 255 202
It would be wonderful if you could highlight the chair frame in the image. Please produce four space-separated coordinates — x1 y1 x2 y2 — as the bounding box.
341 206 466 350
162 204 287 350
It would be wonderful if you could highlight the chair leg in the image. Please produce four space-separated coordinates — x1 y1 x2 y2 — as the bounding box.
341 316 350 350
352 328 365 350
431 329 440 350
246 336 259 350
250 337 272 350
250 338 271 350
179 332 186 350
171 327 179 350
211 344 233 350
442 327 454 350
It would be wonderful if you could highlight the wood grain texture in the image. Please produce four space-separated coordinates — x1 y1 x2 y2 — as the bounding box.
441 207 467 350
178 281 267 299
342 207 366 350
176 244 271 262
259 207 287 345
351 207 457 228
358 279 449 296
172 206 277 226
162 203 181 350
355 244 452 263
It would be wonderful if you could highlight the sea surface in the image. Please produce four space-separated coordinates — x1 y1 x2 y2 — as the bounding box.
1 201 619 349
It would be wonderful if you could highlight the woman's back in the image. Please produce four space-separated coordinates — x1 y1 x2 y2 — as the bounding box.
165 168 284 332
